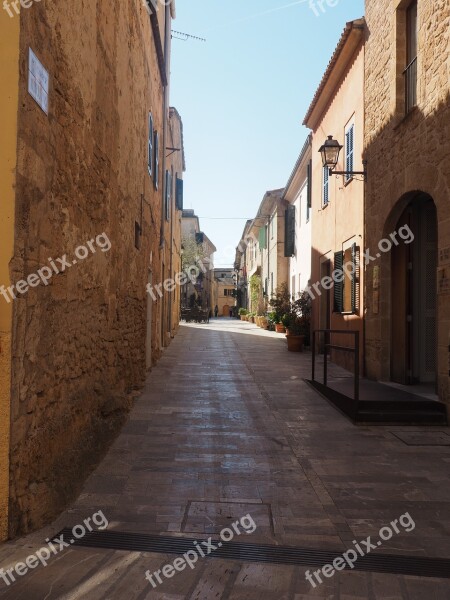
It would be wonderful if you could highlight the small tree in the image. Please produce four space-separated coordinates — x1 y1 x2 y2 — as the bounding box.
269 283 291 324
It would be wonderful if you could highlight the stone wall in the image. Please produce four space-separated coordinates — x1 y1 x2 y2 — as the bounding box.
8 0 169 536
364 0 450 402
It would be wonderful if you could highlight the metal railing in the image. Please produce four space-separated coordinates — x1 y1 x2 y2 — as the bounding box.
403 56 417 114
311 329 360 402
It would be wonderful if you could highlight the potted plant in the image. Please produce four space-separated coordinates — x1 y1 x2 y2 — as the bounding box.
238 308 249 321
270 283 291 334
285 292 312 352
249 312 255 324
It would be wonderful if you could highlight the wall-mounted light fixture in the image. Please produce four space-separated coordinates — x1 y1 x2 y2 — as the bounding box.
319 135 367 181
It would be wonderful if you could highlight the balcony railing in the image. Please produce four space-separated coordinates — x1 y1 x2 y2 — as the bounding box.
403 56 417 114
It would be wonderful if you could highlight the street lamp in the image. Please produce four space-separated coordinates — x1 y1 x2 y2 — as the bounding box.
319 135 367 181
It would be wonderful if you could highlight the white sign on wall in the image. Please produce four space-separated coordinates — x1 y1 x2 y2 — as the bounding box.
28 48 49 114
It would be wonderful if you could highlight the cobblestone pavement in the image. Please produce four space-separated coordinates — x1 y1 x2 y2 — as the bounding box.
0 319 449 599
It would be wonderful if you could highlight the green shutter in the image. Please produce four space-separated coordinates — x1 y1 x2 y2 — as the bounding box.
176 177 184 210
258 227 267 249
334 251 344 313
285 205 295 257
351 243 360 314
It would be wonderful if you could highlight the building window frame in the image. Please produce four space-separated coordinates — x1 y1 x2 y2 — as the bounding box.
344 121 355 184
322 165 329 207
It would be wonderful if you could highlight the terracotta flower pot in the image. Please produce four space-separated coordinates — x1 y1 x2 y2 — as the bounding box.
275 324 286 334
286 334 305 352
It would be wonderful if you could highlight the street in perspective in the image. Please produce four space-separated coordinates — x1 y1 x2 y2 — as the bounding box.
0 0 449 599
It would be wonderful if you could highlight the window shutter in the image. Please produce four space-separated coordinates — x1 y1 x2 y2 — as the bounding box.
165 170 171 220
285 205 295 257
351 243 360 314
334 251 344 313
148 113 154 176
154 131 159 190
307 160 312 221
345 124 354 181
176 176 184 210
323 166 329 206
258 227 267 250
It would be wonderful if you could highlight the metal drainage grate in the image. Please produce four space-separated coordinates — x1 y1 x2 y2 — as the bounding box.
55 529 450 579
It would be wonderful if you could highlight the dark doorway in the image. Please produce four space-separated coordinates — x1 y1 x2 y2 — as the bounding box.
391 194 437 385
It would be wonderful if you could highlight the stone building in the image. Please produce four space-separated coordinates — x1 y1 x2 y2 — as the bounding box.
212 269 237 317
283 135 312 298
303 19 365 372
363 0 450 405
234 220 253 311
237 191 289 314
158 107 185 350
181 210 216 312
0 0 177 539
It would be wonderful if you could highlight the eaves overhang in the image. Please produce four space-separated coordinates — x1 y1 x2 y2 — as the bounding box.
303 18 365 131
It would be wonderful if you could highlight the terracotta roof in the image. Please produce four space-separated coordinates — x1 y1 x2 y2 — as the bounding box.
303 18 365 128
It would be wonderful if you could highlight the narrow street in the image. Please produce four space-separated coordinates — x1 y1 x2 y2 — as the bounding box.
0 320 449 599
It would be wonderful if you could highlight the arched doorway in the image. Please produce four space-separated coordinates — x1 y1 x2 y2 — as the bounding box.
223 304 230 317
391 193 437 385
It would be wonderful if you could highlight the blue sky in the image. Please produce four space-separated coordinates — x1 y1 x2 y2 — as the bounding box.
170 0 365 267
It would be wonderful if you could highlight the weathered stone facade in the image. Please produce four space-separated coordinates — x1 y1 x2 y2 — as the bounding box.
1 0 178 537
364 0 450 403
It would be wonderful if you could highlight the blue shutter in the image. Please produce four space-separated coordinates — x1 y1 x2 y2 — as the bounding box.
148 113 153 177
323 166 329 206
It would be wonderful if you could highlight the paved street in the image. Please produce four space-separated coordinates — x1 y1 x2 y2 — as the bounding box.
0 319 449 599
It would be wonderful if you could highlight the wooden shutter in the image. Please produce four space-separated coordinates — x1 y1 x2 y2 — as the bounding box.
334 251 344 313
285 205 295 257
148 113 153 176
176 176 184 210
351 243 360 313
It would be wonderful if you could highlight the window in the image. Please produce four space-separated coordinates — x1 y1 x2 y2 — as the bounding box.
306 160 312 222
175 175 184 210
148 113 154 177
134 221 141 250
344 123 354 183
405 0 417 112
285 205 295 257
154 131 159 190
334 244 360 314
270 273 274 295
322 165 329 207
271 217 275 239
165 169 172 221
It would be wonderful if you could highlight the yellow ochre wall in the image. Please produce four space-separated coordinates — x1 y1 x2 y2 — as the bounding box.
0 10 20 540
